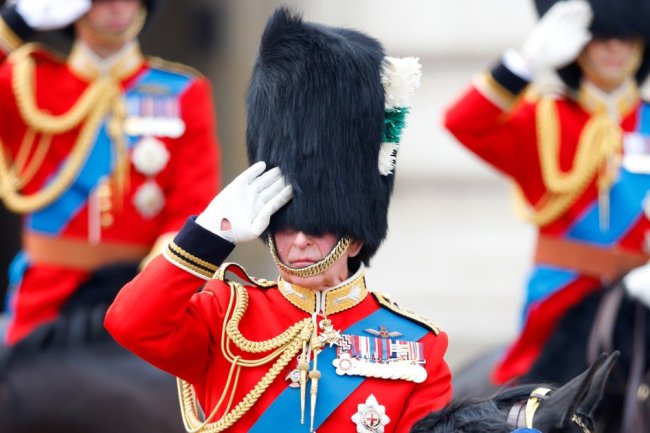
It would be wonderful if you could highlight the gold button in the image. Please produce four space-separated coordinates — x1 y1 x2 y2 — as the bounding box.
99 197 112 212
96 182 112 199
638 384 650 401
101 213 114 227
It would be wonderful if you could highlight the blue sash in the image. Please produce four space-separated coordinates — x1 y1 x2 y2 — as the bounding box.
249 307 430 433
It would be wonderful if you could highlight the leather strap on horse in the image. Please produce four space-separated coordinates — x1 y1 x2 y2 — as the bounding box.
587 283 647 433
534 235 650 281
622 301 647 433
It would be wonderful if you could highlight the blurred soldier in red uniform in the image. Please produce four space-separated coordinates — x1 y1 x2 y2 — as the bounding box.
106 8 451 433
445 0 650 384
0 0 220 344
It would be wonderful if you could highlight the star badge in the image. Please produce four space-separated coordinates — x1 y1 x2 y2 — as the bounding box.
351 394 390 433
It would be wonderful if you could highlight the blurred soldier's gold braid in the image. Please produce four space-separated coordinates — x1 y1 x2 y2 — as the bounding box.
0 44 128 214
514 97 621 227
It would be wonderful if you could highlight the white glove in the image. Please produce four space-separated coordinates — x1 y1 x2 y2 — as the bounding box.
195 161 293 244
519 0 593 75
623 263 650 308
14 0 91 31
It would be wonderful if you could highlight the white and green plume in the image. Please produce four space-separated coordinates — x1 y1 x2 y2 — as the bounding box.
378 56 422 176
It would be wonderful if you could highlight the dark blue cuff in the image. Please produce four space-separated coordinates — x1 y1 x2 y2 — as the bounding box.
1 4 34 40
490 61 529 96
165 217 235 278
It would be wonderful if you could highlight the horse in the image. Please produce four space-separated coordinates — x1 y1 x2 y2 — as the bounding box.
523 281 650 432
412 352 617 433
451 278 650 433
0 263 184 433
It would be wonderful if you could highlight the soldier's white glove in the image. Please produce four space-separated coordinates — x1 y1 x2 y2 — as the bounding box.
623 263 650 308
195 161 293 244
517 0 593 76
14 0 91 31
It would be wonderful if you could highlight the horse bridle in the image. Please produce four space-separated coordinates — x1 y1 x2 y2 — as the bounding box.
507 387 592 433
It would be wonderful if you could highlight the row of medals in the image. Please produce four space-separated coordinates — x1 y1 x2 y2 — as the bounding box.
285 318 427 386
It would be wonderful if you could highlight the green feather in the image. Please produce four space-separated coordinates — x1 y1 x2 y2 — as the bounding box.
382 107 409 143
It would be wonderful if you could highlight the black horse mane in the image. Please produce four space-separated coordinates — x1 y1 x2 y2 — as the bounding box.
413 352 618 433
412 384 577 433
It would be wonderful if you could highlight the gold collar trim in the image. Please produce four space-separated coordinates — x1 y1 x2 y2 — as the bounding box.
68 40 144 82
577 79 639 120
278 266 368 315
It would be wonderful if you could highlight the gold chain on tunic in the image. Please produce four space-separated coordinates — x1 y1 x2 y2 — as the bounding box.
514 97 622 227
178 275 314 433
0 45 128 214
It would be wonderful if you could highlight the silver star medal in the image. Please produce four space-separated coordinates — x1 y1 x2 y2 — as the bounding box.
351 394 390 433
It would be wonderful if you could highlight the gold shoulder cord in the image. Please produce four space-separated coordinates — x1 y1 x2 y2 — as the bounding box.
514 97 622 227
0 44 128 214
177 264 314 433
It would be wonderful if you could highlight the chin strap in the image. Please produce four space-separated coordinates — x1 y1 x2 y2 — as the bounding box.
267 233 351 278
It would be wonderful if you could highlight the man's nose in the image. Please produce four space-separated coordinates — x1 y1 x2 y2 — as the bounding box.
294 232 312 247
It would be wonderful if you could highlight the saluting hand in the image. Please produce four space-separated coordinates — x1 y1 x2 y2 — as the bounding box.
196 161 293 244
519 0 593 75
13 0 91 31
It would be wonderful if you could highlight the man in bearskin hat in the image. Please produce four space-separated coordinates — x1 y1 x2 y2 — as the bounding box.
0 0 220 344
445 0 650 384
106 8 451 433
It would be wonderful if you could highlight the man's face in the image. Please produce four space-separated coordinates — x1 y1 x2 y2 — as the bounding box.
85 0 142 35
580 38 643 90
273 230 362 291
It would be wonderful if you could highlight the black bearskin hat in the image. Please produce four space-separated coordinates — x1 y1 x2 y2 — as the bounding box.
534 0 650 89
246 8 419 266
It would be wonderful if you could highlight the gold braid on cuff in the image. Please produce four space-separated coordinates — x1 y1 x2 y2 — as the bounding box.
267 234 351 278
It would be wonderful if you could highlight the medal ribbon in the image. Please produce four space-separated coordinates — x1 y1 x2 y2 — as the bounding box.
249 307 430 433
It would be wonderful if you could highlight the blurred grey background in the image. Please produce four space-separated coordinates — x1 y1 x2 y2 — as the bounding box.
0 0 543 370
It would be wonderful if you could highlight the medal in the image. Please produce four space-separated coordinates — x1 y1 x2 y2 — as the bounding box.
131 136 170 176
333 333 427 383
317 318 342 347
133 180 165 218
351 394 390 433
285 368 301 388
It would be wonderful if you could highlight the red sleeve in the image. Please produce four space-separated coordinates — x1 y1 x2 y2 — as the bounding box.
105 255 228 383
394 331 453 433
444 85 539 184
160 76 220 234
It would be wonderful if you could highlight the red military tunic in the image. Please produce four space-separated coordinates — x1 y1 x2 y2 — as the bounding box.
0 19 220 344
105 218 452 433
445 62 650 383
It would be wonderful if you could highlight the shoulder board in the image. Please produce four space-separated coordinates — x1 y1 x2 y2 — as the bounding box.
146 56 203 78
371 292 440 335
214 262 276 288
8 42 65 65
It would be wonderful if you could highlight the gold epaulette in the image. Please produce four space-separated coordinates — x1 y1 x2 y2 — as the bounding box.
146 56 203 78
214 262 276 288
371 292 440 335
8 42 66 65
